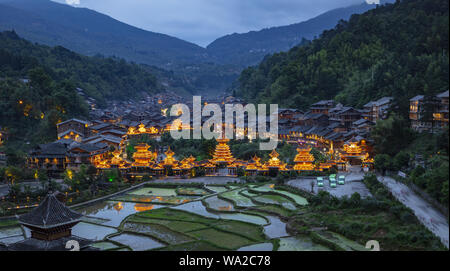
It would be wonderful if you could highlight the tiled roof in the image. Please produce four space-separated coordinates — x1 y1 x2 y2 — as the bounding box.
19 193 82 229
56 118 91 127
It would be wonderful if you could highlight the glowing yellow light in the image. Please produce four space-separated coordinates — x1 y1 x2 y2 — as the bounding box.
67 169 73 180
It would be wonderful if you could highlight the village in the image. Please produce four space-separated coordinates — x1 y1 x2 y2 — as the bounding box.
21 89 448 180
0 90 448 251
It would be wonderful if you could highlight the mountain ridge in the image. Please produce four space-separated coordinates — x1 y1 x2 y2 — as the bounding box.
206 1 393 67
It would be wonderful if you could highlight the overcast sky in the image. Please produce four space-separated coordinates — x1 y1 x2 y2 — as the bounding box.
53 0 375 47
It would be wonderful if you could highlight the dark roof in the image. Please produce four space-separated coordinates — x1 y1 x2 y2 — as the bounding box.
90 123 112 131
6 235 95 251
30 142 69 157
437 90 449 98
69 143 108 153
410 95 424 102
19 192 82 229
56 118 91 127
100 129 126 136
57 129 84 138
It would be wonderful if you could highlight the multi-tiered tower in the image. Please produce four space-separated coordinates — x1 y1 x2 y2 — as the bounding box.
293 146 315 171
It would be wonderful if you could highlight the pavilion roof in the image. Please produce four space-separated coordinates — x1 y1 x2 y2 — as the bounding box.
19 192 82 229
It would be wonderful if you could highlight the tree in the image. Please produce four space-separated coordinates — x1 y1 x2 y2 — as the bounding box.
393 151 410 171
371 114 415 156
374 154 393 175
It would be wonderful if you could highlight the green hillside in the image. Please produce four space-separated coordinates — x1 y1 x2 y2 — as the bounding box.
236 0 449 114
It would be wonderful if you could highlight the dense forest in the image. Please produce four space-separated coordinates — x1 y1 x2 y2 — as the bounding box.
0 31 160 105
0 30 163 159
236 0 449 114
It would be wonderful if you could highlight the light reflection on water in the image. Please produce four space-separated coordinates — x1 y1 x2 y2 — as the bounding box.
78 201 164 227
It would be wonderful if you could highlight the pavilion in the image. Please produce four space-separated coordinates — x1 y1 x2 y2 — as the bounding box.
6 192 95 251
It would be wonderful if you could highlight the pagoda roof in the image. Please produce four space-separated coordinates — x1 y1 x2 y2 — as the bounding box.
19 192 82 229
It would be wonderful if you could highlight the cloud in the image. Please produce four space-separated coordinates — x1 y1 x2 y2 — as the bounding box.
55 0 365 47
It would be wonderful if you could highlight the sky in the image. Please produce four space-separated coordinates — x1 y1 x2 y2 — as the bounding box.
53 0 376 47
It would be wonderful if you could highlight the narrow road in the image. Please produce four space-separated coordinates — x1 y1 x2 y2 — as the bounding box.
377 176 449 248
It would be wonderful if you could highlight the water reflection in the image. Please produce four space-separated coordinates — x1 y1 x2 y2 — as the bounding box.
78 201 164 227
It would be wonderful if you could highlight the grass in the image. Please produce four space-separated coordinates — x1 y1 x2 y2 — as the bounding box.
313 230 368 251
253 194 297 210
0 220 18 228
126 205 268 250
210 220 266 242
127 217 208 233
134 208 213 224
291 208 446 251
122 222 194 245
188 228 255 250
247 205 295 217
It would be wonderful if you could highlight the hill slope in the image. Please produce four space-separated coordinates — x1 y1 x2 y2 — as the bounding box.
0 0 206 68
206 1 391 67
236 0 449 113
0 31 160 105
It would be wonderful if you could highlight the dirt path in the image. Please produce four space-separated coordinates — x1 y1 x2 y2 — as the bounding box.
377 176 449 248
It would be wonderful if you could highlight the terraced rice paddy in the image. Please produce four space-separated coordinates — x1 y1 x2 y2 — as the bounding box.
253 194 297 210
91 241 120 251
171 201 220 219
109 233 165 251
219 213 268 225
220 189 256 207
278 236 331 251
71 222 117 241
0 226 22 239
204 196 234 212
188 228 254 250
0 234 24 245
238 243 273 251
177 187 210 196
78 201 165 227
205 186 228 193
263 216 289 239
129 187 177 196
252 184 309 206
315 231 368 251
122 222 193 244
0 180 366 251
113 194 193 205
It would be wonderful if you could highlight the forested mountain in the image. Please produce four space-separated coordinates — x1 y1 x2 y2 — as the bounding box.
0 30 164 147
0 0 206 68
237 0 449 114
206 1 390 67
0 31 160 104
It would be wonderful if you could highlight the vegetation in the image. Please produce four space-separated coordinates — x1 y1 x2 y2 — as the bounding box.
207 2 377 67
288 174 445 251
0 31 160 105
236 0 449 115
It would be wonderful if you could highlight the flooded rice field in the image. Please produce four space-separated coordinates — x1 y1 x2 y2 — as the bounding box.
0 179 366 251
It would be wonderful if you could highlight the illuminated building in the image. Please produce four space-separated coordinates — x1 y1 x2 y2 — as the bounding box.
293 146 315 171
210 137 235 165
132 144 155 167
265 149 288 176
